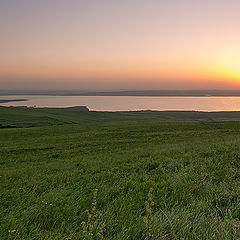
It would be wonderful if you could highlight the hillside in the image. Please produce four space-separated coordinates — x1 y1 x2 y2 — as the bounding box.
0 121 239 239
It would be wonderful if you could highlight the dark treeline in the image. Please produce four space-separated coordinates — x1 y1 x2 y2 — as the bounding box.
2 89 240 96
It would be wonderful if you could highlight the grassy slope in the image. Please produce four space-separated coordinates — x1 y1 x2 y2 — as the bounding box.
3 106 240 127
0 121 240 239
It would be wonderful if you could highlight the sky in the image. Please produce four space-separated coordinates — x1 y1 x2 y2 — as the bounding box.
0 0 240 91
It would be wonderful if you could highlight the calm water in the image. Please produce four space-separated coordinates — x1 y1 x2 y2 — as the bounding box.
1 95 240 111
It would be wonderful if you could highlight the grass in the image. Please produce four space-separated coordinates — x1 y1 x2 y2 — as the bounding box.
0 119 240 239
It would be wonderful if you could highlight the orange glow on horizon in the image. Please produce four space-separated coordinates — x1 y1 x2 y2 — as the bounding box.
1 1 240 90
1 56 239 85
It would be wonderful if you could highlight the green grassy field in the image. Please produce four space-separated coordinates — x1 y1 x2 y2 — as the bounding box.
0 107 240 239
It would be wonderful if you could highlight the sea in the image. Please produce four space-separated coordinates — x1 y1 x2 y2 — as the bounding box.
1 95 240 111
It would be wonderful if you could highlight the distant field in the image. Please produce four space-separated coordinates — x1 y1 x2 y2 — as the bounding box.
3 106 240 128
0 107 240 239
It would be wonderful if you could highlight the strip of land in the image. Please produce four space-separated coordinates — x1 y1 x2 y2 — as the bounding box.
0 99 28 103
2 105 240 128
2 89 240 96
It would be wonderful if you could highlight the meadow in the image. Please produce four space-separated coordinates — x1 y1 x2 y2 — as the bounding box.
0 107 240 239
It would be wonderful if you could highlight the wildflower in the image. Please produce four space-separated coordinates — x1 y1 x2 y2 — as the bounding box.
81 189 105 239
144 188 154 240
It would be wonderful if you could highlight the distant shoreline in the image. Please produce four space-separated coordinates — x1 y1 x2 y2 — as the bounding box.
2 90 240 97
2 105 240 113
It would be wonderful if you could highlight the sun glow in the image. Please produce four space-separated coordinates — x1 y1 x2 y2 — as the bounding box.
0 0 240 90
214 59 240 82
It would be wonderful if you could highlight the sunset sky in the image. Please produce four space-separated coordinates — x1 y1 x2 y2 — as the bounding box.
0 0 240 91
